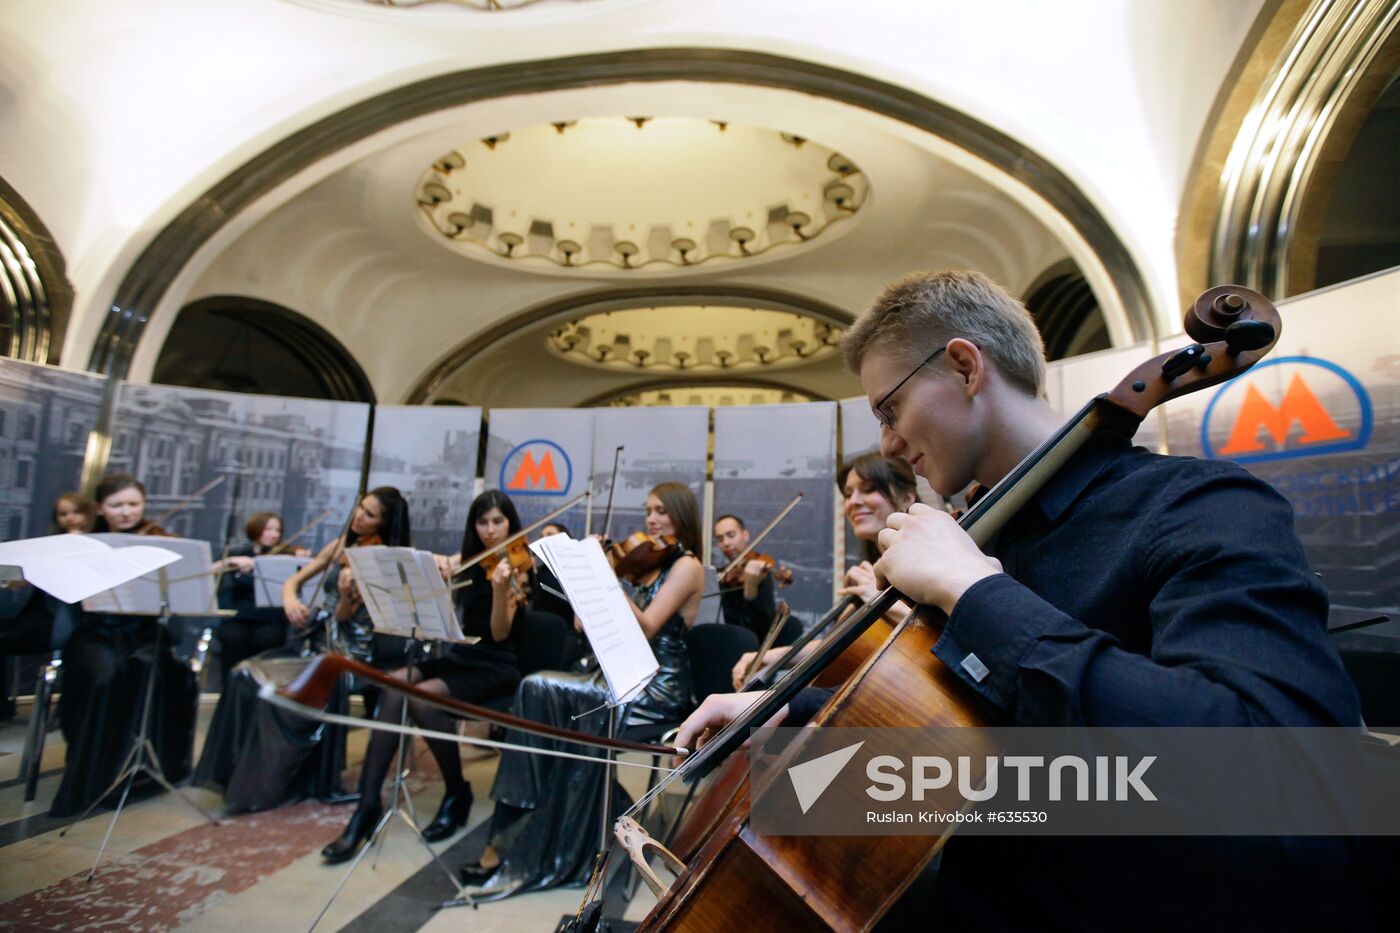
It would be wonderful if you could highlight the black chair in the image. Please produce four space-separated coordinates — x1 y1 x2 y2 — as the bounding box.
482 610 582 714
685 623 759 704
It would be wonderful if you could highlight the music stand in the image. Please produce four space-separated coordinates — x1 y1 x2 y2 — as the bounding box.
61 567 222 880
309 554 475 931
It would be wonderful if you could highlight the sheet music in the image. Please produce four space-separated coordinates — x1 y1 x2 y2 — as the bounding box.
530 535 658 705
252 555 317 608
343 546 471 643
0 533 181 605
82 534 218 615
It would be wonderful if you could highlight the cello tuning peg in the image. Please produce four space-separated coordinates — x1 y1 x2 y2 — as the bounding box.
1224 320 1275 355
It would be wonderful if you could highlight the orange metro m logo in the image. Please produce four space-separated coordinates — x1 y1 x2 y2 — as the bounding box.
510 450 562 491
1217 374 1350 456
500 439 572 496
1202 357 1371 464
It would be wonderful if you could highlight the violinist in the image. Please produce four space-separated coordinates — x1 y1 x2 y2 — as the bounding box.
323 490 570 863
712 514 780 639
730 453 916 688
193 492 406 813
676 271 1361 930
282 487 410 667
50 474 199 817
0 492 95 721
458 481 704 899
213 512 299 682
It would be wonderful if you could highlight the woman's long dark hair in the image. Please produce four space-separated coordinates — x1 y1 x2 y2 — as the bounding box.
455 489 522 609
350 486 411 548
649 482 702 556
837 453 917 561
92 473 148 533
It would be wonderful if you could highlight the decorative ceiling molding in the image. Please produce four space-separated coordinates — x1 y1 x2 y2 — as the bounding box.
405 284 853 403
545 305 843 373
577 376 828 409
416 118 866 273
93 48 1156 381
1209 0 1400 296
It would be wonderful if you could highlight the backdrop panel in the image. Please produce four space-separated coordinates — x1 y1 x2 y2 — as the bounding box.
714 402 837 629
1158 268 1400 615
484 408 594 536
368 405 482 556
109 384 370 552
590 407 709 547
0 359 106 540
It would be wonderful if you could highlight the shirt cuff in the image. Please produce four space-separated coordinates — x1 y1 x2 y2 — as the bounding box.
931 573 1074 714
785 687 834 726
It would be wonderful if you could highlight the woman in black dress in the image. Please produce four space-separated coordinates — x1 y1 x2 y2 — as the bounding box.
458 481 704 899
321 489 572 864
194 488 411 812
0 492 94 720
50 474 199 818
213 511 298 683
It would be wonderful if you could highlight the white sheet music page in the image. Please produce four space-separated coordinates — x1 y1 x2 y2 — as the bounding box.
343 546 471 643
531 535 658 705
0 534 181 605
82 535 216 615
252 555 316 608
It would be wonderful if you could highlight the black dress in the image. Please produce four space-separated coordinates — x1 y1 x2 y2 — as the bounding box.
214 544 288 683
193 564 368 812
50 609 199 817
413 562 525 702
477 561 694 899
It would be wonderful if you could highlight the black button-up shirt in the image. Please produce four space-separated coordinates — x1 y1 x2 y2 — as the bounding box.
792 431 1364 930
719 570 777 638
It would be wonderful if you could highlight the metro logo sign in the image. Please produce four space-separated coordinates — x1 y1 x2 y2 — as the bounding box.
500 439 572 496
1201 357 1372 464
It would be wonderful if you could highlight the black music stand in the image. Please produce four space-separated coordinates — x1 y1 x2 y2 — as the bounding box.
309 560 475 931
60 567 221 880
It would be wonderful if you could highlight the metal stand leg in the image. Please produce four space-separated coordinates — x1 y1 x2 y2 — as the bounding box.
20 652 59 802
58 616 219 880
307 656 475 932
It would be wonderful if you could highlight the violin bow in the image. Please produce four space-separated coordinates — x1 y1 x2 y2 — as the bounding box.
599 445 624 543
150 475 226 527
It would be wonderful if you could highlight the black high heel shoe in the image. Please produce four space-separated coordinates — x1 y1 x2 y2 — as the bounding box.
421 786 474 842
321 800 383 864
458 860 500 887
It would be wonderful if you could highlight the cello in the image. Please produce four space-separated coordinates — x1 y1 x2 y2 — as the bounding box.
625 286 1282 931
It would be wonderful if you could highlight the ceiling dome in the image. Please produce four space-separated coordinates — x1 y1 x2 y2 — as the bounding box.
415 116 867 275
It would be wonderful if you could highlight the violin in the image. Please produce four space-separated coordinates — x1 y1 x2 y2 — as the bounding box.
608 532 686 584
719 552 793 589
480 535 533 576
133 521 174 538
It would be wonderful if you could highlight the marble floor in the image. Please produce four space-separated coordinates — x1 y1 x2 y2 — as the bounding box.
0 696 665 932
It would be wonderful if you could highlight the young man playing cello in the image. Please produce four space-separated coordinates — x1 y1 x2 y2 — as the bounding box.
676 270 1363 930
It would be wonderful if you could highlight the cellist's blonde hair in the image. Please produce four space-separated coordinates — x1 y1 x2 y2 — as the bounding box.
843 270 1047 397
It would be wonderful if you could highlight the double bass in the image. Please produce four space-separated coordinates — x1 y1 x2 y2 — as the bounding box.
627 287 1282 931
